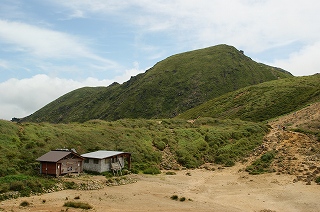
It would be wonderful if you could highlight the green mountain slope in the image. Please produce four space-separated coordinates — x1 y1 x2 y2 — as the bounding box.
22 44 292 123
0 118 268 176
177 74 320 122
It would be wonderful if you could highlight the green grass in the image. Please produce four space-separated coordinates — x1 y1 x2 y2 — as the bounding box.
178 74 320 122
0 118 268 177
0 174 57 200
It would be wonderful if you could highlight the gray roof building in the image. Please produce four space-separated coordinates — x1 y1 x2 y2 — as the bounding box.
81 150 131 173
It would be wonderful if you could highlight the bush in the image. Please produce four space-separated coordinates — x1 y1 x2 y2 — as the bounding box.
179 197 186 202
165 171 176 175
63 201 92 209
315 176 320 184
170 195 178 200
153 139 166 151
20 201 30 207
102 171 114 178
0 183 9 193
9 181 24 191
246 151 275 175
143 166 161 175
0 175 57 200
64 181 77 189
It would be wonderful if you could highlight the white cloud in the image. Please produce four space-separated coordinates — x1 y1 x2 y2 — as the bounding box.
0 19 121 79
0 19 117 65
0 75 111 120
272 42 320 76
53 0 320 57
0 59 9 69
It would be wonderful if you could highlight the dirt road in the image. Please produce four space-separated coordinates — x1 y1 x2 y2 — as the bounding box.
1 166 320 212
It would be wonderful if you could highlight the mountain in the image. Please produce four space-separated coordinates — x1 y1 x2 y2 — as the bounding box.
177 74 320 122
22 44 292 123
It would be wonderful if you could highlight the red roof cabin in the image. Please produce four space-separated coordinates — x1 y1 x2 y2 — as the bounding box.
36 149 84 177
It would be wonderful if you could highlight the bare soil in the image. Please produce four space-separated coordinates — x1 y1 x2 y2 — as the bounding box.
1 102 319 212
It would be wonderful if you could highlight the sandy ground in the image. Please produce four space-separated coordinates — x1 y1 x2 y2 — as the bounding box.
1 166 320 212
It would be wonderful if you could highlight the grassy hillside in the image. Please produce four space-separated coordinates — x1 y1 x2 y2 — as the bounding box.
22 44 292 123
0 118 268 176
177 74 320 122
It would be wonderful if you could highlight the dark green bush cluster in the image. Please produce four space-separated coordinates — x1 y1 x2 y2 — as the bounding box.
63 181 77 189
246 151 276 175
152 138 166 151
63 201 92 209
170 195 187 202
170 195 178 200
20 200 30 207
143 166 161 175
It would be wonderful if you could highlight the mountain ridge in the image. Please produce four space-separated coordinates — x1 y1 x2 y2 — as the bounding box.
22 44 292 123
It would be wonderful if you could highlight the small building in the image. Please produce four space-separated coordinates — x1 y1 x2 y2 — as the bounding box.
81 150 131 174
36 149 84 177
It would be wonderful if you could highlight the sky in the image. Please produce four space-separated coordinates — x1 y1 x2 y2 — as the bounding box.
0 0 319 120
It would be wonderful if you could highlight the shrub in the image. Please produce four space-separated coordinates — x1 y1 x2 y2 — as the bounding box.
143 166 161 175
63 201 92 209
165 171 176 175
179 197 186 202
224 159 235 167
0 183 9 193
153 138 166 151
315 176 320 184
20 201 30 207
9 181 24 191
246 151 275 175
170 195 178 200
64 181 77 189
102 171 114 178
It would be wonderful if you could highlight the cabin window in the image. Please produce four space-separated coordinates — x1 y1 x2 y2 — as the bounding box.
93 159 99 164
84 158 89 163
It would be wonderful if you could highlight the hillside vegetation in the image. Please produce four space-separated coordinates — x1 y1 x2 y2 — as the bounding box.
177 74 320 122
22 44 292 123
0 118 268 177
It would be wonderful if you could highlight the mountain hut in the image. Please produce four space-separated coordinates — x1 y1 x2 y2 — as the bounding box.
81 150 131 174
36 149 84 177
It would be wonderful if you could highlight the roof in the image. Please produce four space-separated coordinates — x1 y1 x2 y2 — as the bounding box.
36 150 81 162
81 150 130 159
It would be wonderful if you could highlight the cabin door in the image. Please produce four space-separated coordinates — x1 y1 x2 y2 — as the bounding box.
57 163 62 176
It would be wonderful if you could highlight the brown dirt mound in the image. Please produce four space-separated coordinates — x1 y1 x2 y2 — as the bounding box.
248 102 320 183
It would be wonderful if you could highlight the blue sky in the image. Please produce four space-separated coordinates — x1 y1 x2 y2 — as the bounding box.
0 0 319 120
